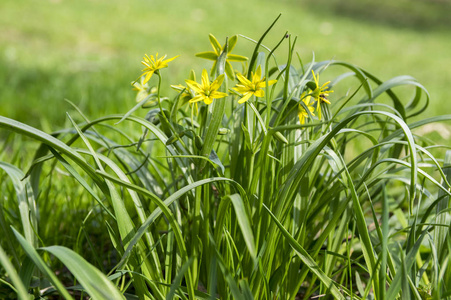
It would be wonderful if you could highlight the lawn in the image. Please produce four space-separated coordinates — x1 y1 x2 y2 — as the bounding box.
1 0 450 128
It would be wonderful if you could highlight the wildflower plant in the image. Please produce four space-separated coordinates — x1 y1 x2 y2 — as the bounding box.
298 93 315 124
233 65 277 103
140 53 179 84
196 34 248 79
2 15 451 300
185 69 228 105
309 69 333 120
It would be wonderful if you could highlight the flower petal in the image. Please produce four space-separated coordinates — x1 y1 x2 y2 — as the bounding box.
317 102 322 120
163 55 180 64
266 79 277 87
170 84 185 92
209 34 222 56
298 112 306 124
189 95 204 103
225 61 235 79
254 89 264 98
204 96 213 105
210 91 228 99
143 71 154 84
238 92 253 104
201 69 210 87
312 70 319 87
309 106 315 115
212 74 225 90
321 97 331 105
195 51 218 61
185 80 203 94
254 66 262 82
228 35 238 53
233 85 248 94
236 73 252 86
227 54 248 62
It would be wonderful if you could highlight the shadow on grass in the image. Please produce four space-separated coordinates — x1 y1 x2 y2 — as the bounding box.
300 0 451 30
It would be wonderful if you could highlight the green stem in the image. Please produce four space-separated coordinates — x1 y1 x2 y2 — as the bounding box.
156 72 191 153
247 152 255 193
156 72 166 120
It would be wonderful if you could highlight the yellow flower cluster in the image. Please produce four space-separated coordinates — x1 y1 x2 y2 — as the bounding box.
298 70 333 124
233 66 277 104
185 70 227 105
140 53 179 84
137 35 279 110
135 44 332 126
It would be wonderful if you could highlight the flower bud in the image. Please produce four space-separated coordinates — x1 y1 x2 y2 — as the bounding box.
195 135 204 150
218 128 230 135
166 135 179 145
274 131 288 144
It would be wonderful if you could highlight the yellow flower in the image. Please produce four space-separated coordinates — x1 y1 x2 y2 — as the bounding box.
233 66 277 104
196 34 248 79
310 70 333 120
171 84 193 102
132 77 159 107
170 70 197 102
185 69 228 105
298 94 315 124
140 53 179 84
172 70 200 114
171 83 199 114
132 77 151 101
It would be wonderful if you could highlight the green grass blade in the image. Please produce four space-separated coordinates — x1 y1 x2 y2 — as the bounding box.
47 147 115 219
386 229 429 299
277 110 418 218
166 257 194 300
0 245 30 300
42 246 125 300
247 13 281 77
342 162 378 294
224 194 256 258
0 187 20 267
11 227 74 300
263 204 345 300
434 150 451 260
18 256 34 295
96 171 247 265
0 162 38 248
0 116 105 189
36 114 156 299
313 60 373 99
95 170 199 299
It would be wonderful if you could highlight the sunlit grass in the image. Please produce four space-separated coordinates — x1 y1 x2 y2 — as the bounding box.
1 0 450 131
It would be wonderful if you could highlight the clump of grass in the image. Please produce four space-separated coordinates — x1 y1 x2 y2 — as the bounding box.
1 15 451 299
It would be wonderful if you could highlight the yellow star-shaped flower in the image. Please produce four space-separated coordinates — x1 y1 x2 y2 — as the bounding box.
233 66 277 104
132 76 151 102
140 53 179 84
298 94 315 124
171 84 193 102
132 77 160 107
310 70 333 120
196 34 248 79
185 69 228 105
171 70 197 103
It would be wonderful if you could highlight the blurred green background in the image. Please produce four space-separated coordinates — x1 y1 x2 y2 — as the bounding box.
1 0 450 131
